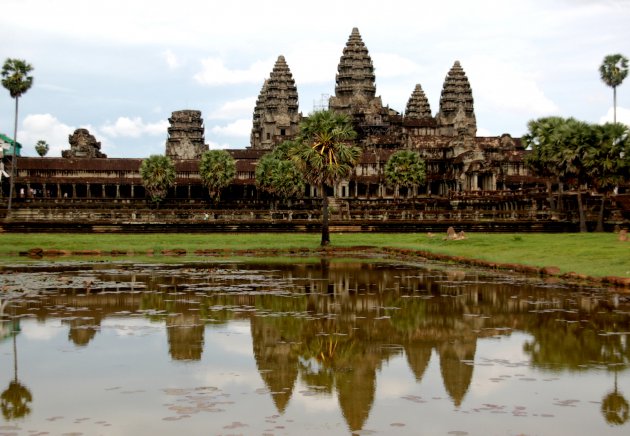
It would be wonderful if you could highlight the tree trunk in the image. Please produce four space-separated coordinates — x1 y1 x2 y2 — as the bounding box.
320 183 330 246
595 195 605 232
8 97 19 211
614 86 617 124
576 188 587 233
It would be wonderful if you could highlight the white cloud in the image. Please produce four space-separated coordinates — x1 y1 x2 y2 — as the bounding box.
207 140 238 150
194 57 273 86
210 119 252 137
101 117 169 138
372 52 424 78
207 97 257 120
467 56 559 116
598 106 630 126
19 114 75 157
162 49 181 69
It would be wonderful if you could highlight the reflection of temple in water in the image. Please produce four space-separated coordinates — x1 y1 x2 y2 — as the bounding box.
4 260 630 433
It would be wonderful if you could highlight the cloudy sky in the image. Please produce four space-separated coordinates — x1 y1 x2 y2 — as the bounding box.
1 0 629 158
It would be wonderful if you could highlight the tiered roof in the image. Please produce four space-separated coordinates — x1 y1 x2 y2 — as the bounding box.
436 61 476 136
334 27 376 100
405 84 432 119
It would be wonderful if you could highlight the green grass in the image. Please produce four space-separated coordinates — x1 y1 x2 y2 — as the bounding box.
1 232 628 278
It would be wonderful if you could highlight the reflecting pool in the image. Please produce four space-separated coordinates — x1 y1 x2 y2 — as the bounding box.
1 258 629 435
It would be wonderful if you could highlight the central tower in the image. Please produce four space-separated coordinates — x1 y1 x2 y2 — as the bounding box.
328 28 384 118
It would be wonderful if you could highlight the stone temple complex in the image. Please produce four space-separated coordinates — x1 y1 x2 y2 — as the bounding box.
1 27 628 231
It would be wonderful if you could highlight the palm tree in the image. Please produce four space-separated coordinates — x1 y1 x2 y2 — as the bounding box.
599 54 629 123
199 150 236 201
292 110 359 246
1 319 32 421
139 154 176 206
1 58 34 211
34 140 49 157
523 116 567 212
584 123 630 231
384 150 426 198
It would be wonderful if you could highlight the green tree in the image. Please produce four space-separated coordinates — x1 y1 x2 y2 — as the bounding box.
384 150 426 198
139 154 176 205
292 110 359 246
34 140 49 157
523 116 566 212
199 150 236 201
555 118 594 232
599 54 629 123
584 123 630 231
1 58 34 211
255 140 305 203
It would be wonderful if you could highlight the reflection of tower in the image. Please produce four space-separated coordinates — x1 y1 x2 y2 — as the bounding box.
1 318 33 421
438 338 476 407
404 341 434 382
64 317 99 346
251 316 298 413
166 313 204 361
336 354 377 434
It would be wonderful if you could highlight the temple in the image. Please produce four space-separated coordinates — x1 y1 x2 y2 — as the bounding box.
1 27 628 230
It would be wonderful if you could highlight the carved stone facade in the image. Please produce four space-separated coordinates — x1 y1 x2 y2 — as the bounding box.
62 128 106 159
250 55 301 150
165 110 208 160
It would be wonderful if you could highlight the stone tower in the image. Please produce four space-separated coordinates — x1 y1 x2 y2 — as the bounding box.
436 61 476 137
62 128 106 158
405 84 432 119
165 110 207 160
250 55 301 150
329 27 383 117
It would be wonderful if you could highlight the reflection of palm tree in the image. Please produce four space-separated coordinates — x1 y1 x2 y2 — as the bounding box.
1 321 32 420
601 371 629 426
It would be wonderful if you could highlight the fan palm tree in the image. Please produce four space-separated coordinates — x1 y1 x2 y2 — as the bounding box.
34 140 49 157
523 116 567 212
139 154 176 206
291 110 359 246
384 150 426 198
199 150 236 201
1 58 34 211
584 123 630 231
599 54 629 123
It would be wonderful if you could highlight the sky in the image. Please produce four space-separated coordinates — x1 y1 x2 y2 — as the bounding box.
1 0 629 158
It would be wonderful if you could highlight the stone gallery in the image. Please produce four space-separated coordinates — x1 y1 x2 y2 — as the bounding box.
2 28 627 230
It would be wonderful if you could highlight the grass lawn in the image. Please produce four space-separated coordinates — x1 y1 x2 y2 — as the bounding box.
0 232 628 278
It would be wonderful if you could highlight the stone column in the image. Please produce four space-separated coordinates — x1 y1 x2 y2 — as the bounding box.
116 184 120 199
72 184 77 198
86 183 91 198
101 184 106 198
131 185 135 199
57 183 61 198
42 183 47 198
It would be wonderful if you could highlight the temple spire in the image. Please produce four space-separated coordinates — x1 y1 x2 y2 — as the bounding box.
436 61 476 137
329 27 382 116
250 55 301 149
405 84 432 119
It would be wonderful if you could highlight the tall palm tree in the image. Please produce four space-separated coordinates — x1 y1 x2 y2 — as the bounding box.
384 150 426 198
599 54 629 123
1 58 34 211
584 123 630 231
292 110 359 246
199 150 236 201
139 154 176 206
523 116 567 212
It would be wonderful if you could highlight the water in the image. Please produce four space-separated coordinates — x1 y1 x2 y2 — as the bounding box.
1 258 629 435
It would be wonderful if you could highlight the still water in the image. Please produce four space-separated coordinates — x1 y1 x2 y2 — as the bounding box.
1 257 629 435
